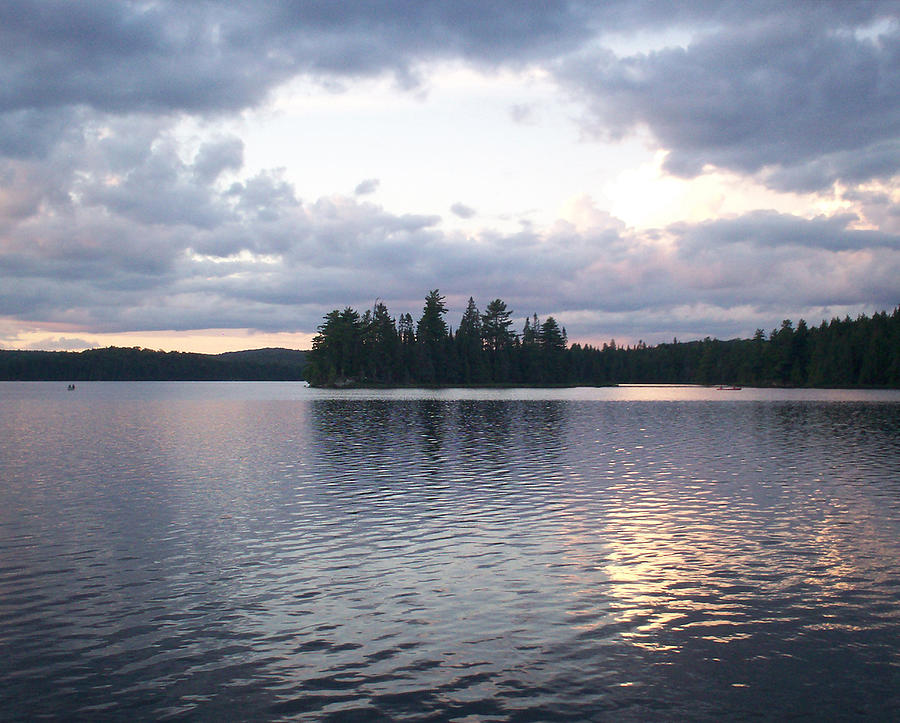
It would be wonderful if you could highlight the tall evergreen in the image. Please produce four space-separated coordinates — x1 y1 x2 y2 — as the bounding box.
364 301 401 383
306 307 363 385
398 312 416 382
416 290 450 383
482 299 515 352
540 316 567 383
456 297 486 383
482 299 515 382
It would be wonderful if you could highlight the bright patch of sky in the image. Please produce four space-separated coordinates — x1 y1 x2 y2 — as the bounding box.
853 16 898 42
598 26 698 56
1 325 315 355
197 66 645 234
184 61 827 239
604 154 850 230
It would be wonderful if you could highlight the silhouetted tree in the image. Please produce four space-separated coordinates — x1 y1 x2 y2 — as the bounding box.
363 301 401 383
416 289 449 383
306 307 363 385
456 297 486 383
482 298 515 382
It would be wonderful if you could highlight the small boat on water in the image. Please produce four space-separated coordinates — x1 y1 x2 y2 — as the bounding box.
67 384 75 391
716 385 742 390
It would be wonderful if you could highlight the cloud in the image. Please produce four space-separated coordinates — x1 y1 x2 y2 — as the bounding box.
24 337 96 351
673 210 900 253
3 2 898 190
0 108 80 160
450 202 476 219
2 132 896 343
0 1 594 118
509 104 535 124
559 11 900 191
192 137 244 183
763 141 900 193
0 2 284 115
354 178 380 195
0 161 59 221
1 2 898 347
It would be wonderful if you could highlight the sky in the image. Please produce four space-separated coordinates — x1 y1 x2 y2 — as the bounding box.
1 1 899 353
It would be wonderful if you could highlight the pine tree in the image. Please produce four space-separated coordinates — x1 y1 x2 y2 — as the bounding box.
456 297 486 383
482 299 515 352
306 307 363 385
416 289 449 383
365 301 400 383
482 298 515 382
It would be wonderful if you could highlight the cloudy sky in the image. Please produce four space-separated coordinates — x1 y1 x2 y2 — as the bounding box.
2 1 899 352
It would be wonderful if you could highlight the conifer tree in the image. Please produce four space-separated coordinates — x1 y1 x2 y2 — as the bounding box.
416 290 449 383
306 307 363 385
364 301 400 383
482 299 515 352
456 297 486 383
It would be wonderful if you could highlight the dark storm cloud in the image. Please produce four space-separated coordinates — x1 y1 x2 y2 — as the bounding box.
674 211 900 253
2 1 898 188
0 0 592 118
764 141 900 193
0 2 282 115
3 1 881 114
192 137 244 183
560 7 900 190
0 109 79 160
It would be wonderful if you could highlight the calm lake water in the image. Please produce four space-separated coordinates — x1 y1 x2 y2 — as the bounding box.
2 383 899 720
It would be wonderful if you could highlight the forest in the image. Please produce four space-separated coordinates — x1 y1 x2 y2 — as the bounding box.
2 297 897 386
306 290 900 388
0 347 307 381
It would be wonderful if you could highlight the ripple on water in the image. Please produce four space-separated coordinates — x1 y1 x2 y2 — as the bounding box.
1 395 899 719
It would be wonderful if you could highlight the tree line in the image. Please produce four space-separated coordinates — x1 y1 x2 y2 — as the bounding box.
0 347 307 381
2 300 897 386
306 291 900 388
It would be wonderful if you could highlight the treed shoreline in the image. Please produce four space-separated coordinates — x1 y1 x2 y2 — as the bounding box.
0 347 307 381
306 292 900 389
2 297 898 387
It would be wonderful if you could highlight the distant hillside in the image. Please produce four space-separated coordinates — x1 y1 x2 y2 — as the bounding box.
214 348 308 379
0 347 307 381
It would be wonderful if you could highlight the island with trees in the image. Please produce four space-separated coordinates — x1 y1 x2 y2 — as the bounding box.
306 290 900 388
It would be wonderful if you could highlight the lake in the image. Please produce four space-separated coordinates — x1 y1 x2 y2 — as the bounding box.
2 383 899 720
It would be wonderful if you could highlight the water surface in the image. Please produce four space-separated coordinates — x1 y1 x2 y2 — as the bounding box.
2 383 899 719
